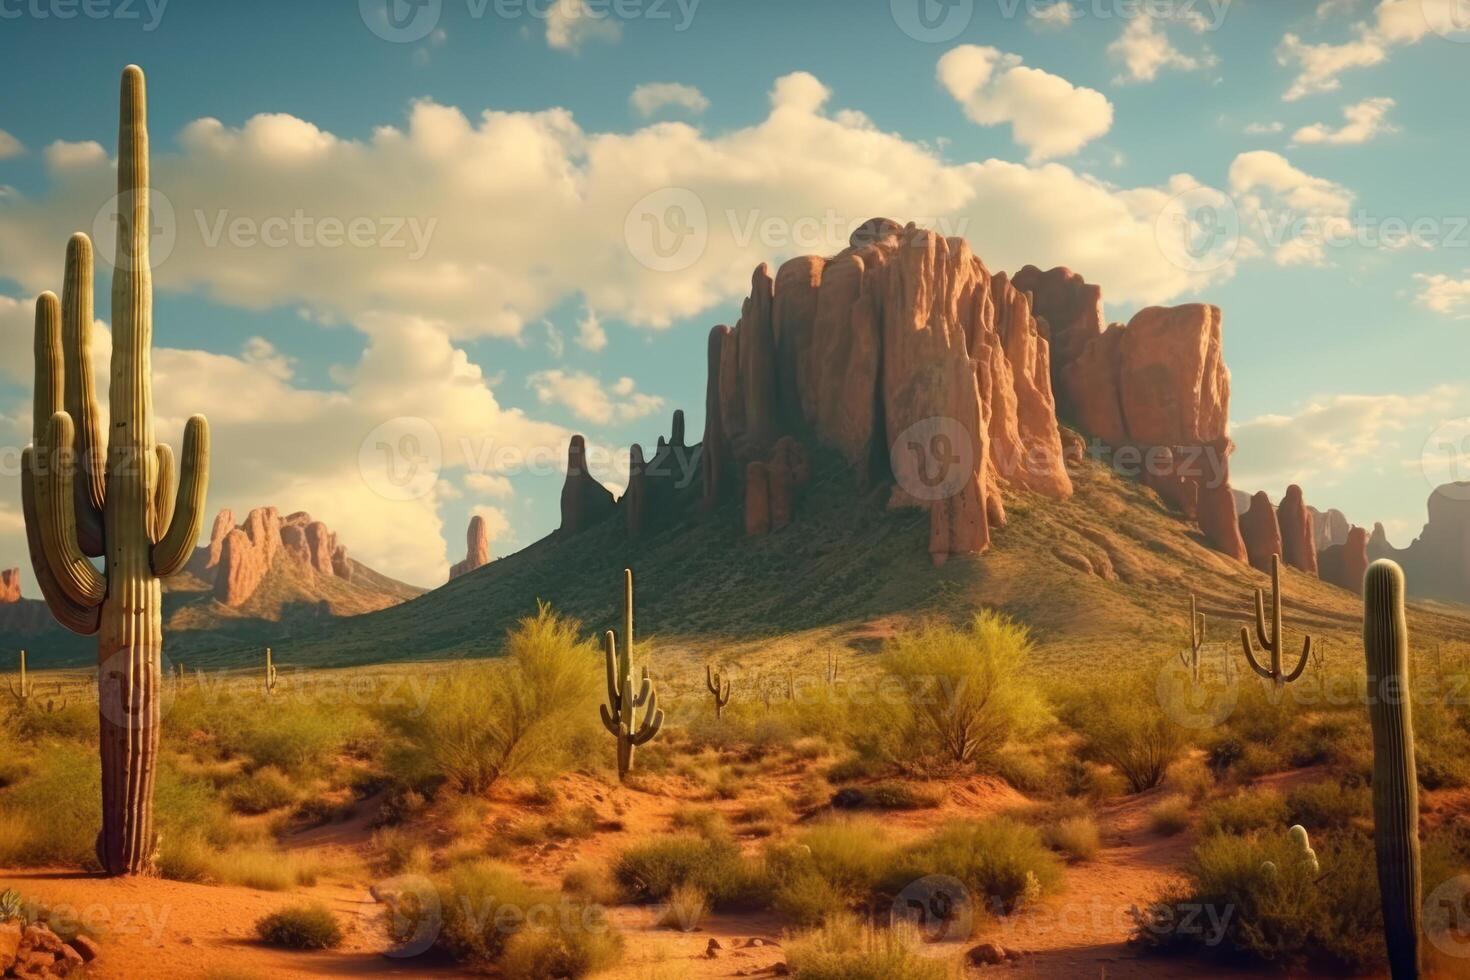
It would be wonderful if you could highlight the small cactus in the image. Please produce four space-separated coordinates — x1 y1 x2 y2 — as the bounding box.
1179 594 1205 683
599 569 664 780
1239 555 1313 687
1288 824 1319 875
1363 559 1421 980
6 650 34 705
705 664 731 719
265 647 278 695
825 650 839 686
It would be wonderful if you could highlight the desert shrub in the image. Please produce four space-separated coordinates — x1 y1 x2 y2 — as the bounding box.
1138 830 1383 972
1284 779 1370 831
1163 757 1214 802
793 819 896 897
7 699 95 742
784 916 954 980
430 860 619 976
877 612 1048 770
655 884 708 932
769 866 850 927
1043 815 1100 861
824 754 885 784
0 743 99 867
225 766 298 815
612 834 758 907
373 827 432 876
669 805 730 839
375 604 601 793
561 861 621 906
255 903 343 950
160 836 329 890
1200 789 1287 838
883 818 1061 914
1057 669 1187 793
1148 795 1191 836
830 781 943 811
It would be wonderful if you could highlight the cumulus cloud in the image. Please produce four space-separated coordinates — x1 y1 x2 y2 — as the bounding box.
1414 270 1470 316
1278 0 1465 100
1108 12 1218 84
630 82 709 118
937 45 1113 161
1292 97 1397 145
527 369 664 425
1231 386 1467 505
576 306 608 351
0 130 23 160
0 70 1222 342
546 0 622 51
1228 150 1356 266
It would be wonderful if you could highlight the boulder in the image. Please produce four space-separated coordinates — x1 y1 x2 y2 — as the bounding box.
1240 491 1283 574
1277 485 1318 574
0 921 20 973
0 568 20 604
1319 526 1369 593
558 435 616 537
449 515 491 579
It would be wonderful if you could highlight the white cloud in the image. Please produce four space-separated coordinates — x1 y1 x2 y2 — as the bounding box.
1231 386 1465 491
1292 96 1396 145
1414 270 1470 316
43 140 106 170
1108 12 1217 84
630 82 709 118
1278 0 1465 101
465 472 515 498
576 306 608 352
0 130 23 160
1228 150 1356 266
1317 0 1359 16
0 70 1223 343
546 0 622 51
1029 2 1075 28
1245 121 1286 135
937 45 1113 162
527 369 663 425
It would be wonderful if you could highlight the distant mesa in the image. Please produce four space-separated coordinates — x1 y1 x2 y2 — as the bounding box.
449 515 493 580
1319 526 1370 593
1368 483 1470 605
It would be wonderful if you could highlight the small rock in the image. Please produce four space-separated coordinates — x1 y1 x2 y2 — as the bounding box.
770 964 790 977
69 935 101 963
0 921 21 972
968 941 1007 966
704 938 721 959
58 942 84 970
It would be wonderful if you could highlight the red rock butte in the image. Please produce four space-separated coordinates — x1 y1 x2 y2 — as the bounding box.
560 218 1251 565
194 507 354 607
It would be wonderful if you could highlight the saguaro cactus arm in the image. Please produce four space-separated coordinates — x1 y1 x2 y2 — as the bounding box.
39 412 107 607
1239 555 1312 685
152 416 210 575
21 447 102 635
61 233 106 556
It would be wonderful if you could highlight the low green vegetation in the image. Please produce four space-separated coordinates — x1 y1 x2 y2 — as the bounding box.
255 902 344 950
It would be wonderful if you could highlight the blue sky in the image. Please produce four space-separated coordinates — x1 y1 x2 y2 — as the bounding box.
1 0 1468 590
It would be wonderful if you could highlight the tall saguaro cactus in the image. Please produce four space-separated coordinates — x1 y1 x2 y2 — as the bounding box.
705 664 732 719
1239 555 1312 687
6 650 34 706
599 569 664 780
1180 594 1205 684
22 66 211 876
1363 559 1421 979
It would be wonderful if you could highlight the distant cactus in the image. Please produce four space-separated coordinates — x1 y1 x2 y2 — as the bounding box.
599 569 664 780
825 650 839 686
265 647 279 695
1363 559 1421 980
1288 824 1320 875
6 650 34 706
705 664 732 719
1179 594 1205 683
1239 555 1312 687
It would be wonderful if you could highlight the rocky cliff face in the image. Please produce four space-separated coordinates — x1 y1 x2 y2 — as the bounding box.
557 219 1249 566
1239 491 1283 574
1320 525 1369 593
1368 483 1470 604
449 516 492 580
0 569 19 604
1309 506 1350 552
198 507 357 607
1278 485 1318 575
